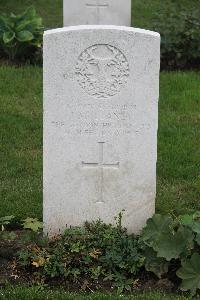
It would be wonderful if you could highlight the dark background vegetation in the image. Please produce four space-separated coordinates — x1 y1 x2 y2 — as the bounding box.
0 0 199 69
0 0 198 29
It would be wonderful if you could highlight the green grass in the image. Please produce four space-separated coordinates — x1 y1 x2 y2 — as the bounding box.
0 0 199 29
157 72 200 215
0 66 42 219
0 67 199 219
0 286 192 300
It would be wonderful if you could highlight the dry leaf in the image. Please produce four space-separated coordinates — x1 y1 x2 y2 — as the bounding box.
89 249 102 259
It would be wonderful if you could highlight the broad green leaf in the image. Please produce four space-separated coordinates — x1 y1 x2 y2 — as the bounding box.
177 253 200 295
3 31 15 43
18 6 36 22
180 212 200 234
144 247 169 278
141 214 174 248
155 226 194 261
16 20 32 32
16 30 34 42
0 24 12 38
0 14 15 29
24 6 37 18
23 217 43 232
0 15 11 27
16 17 42 32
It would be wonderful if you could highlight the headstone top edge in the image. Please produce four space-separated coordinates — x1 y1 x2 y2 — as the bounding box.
44 26 160 38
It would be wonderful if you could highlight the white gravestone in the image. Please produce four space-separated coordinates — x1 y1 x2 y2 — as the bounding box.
43 25 160 235
63 0 131 26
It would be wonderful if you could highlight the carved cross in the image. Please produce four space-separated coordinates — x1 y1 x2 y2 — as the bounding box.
86 0 109 24
82 142 119 203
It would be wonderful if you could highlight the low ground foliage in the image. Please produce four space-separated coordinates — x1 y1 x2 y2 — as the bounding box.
0 1 199 69
0 0 197 29
0 213 200 296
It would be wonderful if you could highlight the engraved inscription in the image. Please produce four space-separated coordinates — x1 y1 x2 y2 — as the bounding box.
86 0 109 24
75 44 129 98
50 103 152 137
82 142 119 203
86 0 108 9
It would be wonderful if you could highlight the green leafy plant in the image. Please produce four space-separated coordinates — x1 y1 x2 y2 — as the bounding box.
18 217 143 293
0 6 44 61
177 253 200 296
2 212 200 296
142 247 169 279
153 2 200 70
22 217 43 232
140 212 200 296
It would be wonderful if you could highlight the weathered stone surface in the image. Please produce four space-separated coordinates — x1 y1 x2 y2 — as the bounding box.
43 25 160 235
63 0 131 26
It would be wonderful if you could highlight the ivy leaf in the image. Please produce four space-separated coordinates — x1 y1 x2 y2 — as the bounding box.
22 218 43 232
144 247 169 278
177 253 200 296
155 226 194 261
141 214 174 248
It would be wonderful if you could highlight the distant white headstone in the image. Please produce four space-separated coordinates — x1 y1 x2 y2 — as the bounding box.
63 0 131 26
43 25 160 235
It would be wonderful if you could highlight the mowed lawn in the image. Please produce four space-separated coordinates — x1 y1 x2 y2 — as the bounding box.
0 286 192 300
0 67 199 219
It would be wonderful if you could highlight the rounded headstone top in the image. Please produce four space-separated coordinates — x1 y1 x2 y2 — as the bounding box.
44 25 160 38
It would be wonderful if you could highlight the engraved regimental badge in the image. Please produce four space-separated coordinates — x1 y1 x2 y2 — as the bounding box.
75 44 129 98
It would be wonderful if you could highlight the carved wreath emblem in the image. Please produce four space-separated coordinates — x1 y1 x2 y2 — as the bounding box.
75 44 129 98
